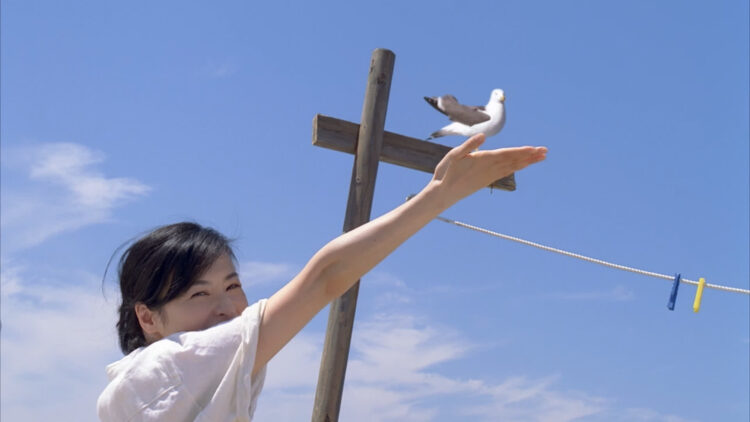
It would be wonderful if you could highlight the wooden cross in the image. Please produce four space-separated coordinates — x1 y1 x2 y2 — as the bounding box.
310 48 515 422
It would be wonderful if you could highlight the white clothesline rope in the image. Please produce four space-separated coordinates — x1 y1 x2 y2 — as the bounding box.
434 215 750 296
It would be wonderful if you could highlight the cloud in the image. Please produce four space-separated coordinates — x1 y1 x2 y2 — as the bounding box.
345 314 607 422
555 285 635 302
350 313 469 381
1 262 120 421
0 261 694 422
254 277 694 422
368 271 413 308
201 61 239 79
0 258 24 296
239 260 298 286
464 380 606 422
594 407 700 422
1 142 150 250
255 310 609 422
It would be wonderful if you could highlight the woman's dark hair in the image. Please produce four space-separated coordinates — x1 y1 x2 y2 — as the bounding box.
115 222 235 354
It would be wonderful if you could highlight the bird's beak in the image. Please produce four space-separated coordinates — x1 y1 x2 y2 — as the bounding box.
500 93 506 103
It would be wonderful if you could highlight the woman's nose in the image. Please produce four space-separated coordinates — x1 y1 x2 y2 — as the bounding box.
214 294 239 318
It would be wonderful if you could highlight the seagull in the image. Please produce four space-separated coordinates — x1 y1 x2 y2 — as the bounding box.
424 89 506 140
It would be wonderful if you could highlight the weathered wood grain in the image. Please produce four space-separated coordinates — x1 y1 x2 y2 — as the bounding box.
313 114 517 191
312 48 395 422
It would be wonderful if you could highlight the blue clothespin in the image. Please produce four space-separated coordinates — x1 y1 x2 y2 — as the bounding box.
667 273 681 311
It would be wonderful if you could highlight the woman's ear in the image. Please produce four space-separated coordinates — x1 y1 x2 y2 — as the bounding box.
134 303 161 340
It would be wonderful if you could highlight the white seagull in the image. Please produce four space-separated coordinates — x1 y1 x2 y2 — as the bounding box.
424 89 506 140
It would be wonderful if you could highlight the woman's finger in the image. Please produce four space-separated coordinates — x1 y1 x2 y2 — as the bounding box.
450 133 486 158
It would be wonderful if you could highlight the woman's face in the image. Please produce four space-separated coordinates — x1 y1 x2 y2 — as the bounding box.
152 253 248 339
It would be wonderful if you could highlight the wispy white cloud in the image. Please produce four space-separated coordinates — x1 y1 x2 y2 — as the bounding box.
0 258 24 296
201 61 239 79
28 143 147 208
368 271 413 308
255 309 609 422
555 285 635 302
0 260 695 422
464 380 606 422
368 272 409 289
1 262 120 421
1 142 150 250
593 407 701 422
350 313 469 381
254 276 697 422
345 313 608 422
239 260 298 286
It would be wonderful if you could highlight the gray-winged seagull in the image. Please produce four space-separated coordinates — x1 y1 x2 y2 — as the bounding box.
424 89 506 140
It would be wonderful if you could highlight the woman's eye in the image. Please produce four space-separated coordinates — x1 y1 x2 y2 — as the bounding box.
190 291 209 299
227 283 242 291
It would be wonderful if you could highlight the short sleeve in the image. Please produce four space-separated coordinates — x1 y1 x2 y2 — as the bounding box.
192 299 268 421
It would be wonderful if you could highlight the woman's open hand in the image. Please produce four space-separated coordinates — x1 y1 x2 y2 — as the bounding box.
432 133 547 204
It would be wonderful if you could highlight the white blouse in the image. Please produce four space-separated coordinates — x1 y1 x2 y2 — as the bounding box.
98 299 267 421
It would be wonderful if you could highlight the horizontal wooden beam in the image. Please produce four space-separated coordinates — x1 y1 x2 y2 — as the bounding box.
312 114 516 191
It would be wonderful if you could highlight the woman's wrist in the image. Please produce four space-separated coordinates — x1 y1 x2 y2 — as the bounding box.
412 179 456 219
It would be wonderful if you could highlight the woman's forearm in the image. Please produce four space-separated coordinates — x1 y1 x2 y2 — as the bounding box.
316 180 450 299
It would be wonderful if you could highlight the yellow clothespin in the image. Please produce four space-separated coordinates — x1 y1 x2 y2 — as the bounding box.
693 277 706 313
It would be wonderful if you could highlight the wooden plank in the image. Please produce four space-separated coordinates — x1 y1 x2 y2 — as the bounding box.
312 48 396 422
313 114 516 191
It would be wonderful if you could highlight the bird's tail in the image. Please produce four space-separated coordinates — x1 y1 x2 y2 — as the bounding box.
426 129 448 140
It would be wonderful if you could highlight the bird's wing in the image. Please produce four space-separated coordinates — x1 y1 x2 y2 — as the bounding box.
424 95 491 126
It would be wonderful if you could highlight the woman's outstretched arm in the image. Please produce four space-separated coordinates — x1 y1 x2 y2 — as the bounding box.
253 133 547 375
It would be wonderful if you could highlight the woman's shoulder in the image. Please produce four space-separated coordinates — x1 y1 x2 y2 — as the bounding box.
98 342 187 421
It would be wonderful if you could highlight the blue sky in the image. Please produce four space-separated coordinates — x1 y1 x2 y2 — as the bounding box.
2 1 748 421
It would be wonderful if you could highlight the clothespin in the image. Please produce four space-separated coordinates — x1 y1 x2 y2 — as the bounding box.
693 277 706 313
667 273 681 311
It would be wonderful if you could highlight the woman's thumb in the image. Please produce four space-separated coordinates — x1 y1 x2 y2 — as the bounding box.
454 133 485 156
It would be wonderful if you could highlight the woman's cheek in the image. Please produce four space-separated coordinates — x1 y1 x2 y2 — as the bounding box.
233 292 249 310
180 300 213 328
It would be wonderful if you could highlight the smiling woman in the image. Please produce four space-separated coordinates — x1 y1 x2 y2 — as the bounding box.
96 134 548 421
114 222 239 354
99 222 270 421
145 255 247 337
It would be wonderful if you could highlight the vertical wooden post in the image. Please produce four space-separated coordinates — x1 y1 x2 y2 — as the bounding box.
312 48 395 422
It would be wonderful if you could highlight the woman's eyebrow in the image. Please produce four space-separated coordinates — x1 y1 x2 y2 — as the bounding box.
192 272 238 286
